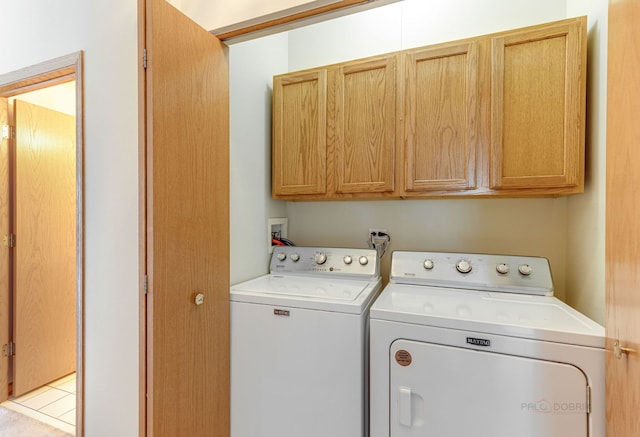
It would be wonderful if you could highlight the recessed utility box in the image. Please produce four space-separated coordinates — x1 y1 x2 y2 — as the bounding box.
268 218 288 253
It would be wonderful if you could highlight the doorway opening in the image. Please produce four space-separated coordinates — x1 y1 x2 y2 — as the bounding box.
0 52 84 436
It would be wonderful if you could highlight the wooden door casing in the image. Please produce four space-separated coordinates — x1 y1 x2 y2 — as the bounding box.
605 0 640 435
144 0 230 435
0 98 9 401
13 100 76 397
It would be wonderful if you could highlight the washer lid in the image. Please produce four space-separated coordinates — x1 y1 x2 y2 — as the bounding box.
230 275 381 314
370 283 604 348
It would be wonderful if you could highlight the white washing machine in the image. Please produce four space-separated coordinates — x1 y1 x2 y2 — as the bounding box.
370 251 604 437
231 246 381 437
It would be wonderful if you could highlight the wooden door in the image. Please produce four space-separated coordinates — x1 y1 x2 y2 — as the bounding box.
490 18 586 191
605 0 640 435
403 43 478 193
272 70 327 197
12 100 76 397
329 55 397 195
144 0 229 435
0 98 9 401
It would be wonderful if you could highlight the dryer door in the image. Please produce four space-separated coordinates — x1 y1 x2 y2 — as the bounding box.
390 340 588 437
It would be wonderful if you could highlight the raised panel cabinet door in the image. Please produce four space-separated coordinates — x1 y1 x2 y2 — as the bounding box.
490 17 586 191
403 43 479 193
329 55 397 194
272 70 327 197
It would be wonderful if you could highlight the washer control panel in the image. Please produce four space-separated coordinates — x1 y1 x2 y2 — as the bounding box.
390 251 553 296
271 246 379 279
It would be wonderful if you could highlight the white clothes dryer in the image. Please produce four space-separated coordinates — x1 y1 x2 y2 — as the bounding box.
370 251 604 437
231 246 381 437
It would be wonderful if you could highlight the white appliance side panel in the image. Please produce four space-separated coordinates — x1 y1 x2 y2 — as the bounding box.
231 301 366 437
389 340 589 437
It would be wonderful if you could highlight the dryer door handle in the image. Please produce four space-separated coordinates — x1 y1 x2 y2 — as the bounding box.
398 386 412 427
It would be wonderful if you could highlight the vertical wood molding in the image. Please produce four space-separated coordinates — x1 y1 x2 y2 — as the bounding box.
605 0 640 435
0 98 9 403
138 1 147 436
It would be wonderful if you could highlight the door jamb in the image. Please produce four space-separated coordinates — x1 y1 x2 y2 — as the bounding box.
0 51 85 436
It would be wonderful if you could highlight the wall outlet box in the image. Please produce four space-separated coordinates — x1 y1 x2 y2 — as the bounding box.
268 218 288 253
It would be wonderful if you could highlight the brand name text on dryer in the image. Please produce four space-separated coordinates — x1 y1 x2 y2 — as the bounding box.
466 337 491 347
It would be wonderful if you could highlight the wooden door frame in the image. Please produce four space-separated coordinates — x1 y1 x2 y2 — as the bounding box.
0 51 84 436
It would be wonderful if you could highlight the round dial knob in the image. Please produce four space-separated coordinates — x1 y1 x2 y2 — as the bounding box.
343 255 353 265
518 264 533 276
358 256 369 266
314 252 327 265
456 260 472 274
496 263 509 274
290 253 300 262
423 259 434 270
276 252 286 261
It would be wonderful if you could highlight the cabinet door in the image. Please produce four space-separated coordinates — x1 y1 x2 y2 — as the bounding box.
403 43 478 193
272 70 327 196
329 55 397 194
490 18 586 191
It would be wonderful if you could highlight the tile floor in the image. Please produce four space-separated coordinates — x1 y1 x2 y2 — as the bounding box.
0 373 76 435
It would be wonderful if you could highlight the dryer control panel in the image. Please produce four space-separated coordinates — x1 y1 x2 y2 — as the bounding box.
270 246 380 279
390 251 553 296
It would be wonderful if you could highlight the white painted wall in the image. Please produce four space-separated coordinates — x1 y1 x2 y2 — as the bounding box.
0 0 605 435
179 0 348 33
0 1 139 436
228 0 608 322
229 33 289 284
287 0 567 70
565 0 608 324
283 0 575 301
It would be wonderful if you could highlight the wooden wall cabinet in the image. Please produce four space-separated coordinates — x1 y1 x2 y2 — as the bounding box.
490 19 586 193
272 70 327 196
272 54 398 200
272 16 586 200
330 55 398 195
402 42 479 194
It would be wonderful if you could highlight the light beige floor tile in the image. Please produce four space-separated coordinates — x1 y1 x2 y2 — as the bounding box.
20 387 67 410
11 385 52 404
55 379 76 394
58 409 77 426
39 393 76 418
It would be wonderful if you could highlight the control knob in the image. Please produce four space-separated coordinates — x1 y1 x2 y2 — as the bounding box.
276 252 286 262
456 260 472 274
290 253 300 262
359 256 369 266
314 252 327 265
343 255 353 265
518 264 533 276
496 263 509 275
423 259 434 270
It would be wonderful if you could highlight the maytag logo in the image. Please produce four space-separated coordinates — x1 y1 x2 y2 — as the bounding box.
466 337 491 347
274 309 290 317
